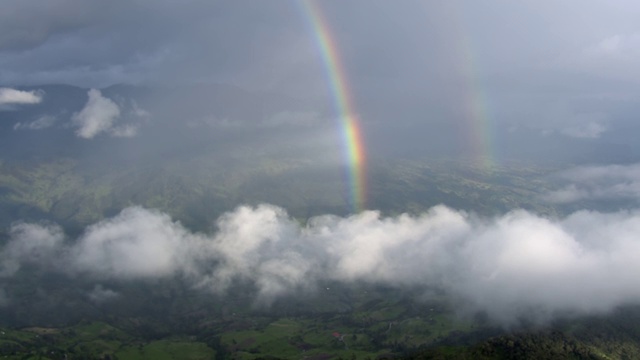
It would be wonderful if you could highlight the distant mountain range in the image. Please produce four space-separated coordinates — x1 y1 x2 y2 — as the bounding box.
2 83 638 166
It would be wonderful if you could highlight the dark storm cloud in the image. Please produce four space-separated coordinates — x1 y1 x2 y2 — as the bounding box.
0 0 100 51
2 1 639 85
0 1 310 89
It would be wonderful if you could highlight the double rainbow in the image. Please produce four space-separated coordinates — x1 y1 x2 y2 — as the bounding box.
298 1 367 213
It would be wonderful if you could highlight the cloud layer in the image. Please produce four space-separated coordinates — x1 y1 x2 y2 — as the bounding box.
545 163 640 203
4 204 640 325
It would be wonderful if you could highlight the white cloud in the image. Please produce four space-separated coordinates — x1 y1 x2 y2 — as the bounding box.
197 205 308 298
0 222 64 277
544 163 640 203
6 204 640 324
70 89 151 138
72 89 121 138
71 207 202 279
0 87 43 106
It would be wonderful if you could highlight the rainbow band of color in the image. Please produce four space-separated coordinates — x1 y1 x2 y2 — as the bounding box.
450 3 494 170
299 0 367 213
418 1 495 169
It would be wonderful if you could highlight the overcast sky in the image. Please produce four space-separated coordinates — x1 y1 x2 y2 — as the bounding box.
1 1 639 89
0 0 640 82
2 0 640 138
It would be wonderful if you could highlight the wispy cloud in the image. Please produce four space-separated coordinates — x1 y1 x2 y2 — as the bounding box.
545 163 640 203
109 124 138 138
87 284 119 304
0 221 64 277
13 115 56 130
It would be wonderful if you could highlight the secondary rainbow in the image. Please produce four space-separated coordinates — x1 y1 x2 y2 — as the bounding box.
431 1 495 169
298 0 367 212
455 18 495 170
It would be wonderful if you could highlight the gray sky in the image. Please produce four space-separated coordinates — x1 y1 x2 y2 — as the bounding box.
2 0 640 139
2 1 639 88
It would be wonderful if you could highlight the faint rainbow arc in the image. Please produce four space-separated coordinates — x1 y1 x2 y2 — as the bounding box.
457 26 495 169
298 0 367 212
447 2 495 169
417 2 495 169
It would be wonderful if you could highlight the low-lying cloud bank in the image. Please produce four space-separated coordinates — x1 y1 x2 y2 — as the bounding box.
545 163 640 203
3 204 640 325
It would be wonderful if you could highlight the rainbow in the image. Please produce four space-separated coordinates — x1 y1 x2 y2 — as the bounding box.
455 20 495 169
298 0 367 212
437 1 495 169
